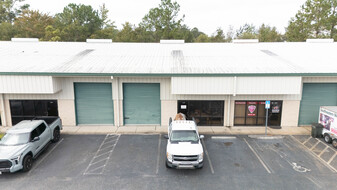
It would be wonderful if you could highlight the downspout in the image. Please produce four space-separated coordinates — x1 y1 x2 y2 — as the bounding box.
1 94 6 126
116 77 120 128
227 95 231 127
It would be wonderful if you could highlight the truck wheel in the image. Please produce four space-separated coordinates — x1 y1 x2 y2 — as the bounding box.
52 128 60 143
332 140 337 149
324 134 332 143
22 155 33 172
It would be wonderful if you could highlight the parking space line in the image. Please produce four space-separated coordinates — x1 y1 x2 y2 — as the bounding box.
84 134 120 175
243 138 272 174
306 176 322 189
201 138 214 174
327 152 337 164
318 146 329 157
310 141 321 150
156 134 161 174
290 136 337 173
302 137 312 145
28 138 64 175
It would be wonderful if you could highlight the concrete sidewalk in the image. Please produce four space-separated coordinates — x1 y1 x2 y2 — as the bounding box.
1 125 311 136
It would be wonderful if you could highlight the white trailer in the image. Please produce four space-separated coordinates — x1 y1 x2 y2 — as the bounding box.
320 106 337 148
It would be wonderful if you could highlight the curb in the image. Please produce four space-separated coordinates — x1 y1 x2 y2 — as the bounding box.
248 135 284 139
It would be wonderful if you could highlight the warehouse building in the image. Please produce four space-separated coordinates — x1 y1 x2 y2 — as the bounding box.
0 39 337 129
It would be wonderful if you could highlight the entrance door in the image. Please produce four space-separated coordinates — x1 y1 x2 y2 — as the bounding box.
268 101 282 126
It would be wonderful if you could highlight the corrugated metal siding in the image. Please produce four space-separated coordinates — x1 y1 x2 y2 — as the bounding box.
123 83 161 124
4 76 302 101
0 75 56 94
171 77 301 95
302 77 337 83
171 77 234 94
74 83 114 124
299 83 337 125
236 77 302 94
2 42 337 74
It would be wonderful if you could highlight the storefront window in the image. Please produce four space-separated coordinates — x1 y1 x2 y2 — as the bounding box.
10 100 58 125
178 100 224 126
234 101 282 126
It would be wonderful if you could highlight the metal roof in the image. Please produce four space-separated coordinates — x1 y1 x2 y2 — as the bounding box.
1 41 337 76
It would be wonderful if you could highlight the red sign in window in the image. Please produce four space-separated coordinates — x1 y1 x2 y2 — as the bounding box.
235 102 246 105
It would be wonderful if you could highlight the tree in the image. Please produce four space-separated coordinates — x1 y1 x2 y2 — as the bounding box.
195 34 210 42
210 28 225 42
0 0 29 23
285 0 335 41
0 22 16 40
14 10 53 39
116 22 138 42
140 0 185 41
236 23 258 39
54 3 104 41
258 24 283 42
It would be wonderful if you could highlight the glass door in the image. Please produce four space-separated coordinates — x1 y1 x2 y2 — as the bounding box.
268 101 282 126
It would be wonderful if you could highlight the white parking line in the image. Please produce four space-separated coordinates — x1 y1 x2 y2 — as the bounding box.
201 138 214 174
290 135 337 173
211 136 236 140
309 141 321 150
28 138 64 175
156 134 161 174
84 134 120 175
327 152 337 164
243 138 272 174
318 146 329 157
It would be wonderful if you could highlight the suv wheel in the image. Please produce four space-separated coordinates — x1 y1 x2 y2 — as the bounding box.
52 128 60 143
22 155 33 172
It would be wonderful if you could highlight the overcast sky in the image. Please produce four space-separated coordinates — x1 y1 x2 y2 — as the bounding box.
25 0 307 35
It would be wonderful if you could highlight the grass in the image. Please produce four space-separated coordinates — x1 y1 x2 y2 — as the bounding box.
0 133 3 139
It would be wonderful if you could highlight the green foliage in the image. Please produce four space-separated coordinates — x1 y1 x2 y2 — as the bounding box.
0 22 16 40
14 10 53 39
140 0 185 41
210 28 225 42
195 34 209 42
43 25 61 41
0 0 29 23
286 0 337 41
258 24 283 42
236 23 258 39
54 3 104 41
116 22 138 42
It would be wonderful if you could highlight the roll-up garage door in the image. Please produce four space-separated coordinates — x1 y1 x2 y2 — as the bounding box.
298 83 337 125
74 83 114 125
123 83 161 125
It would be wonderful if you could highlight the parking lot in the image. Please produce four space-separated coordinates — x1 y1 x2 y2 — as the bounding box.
1 134 337 190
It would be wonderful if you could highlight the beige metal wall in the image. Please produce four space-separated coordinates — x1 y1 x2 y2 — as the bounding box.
0 76 309 127
0 75 60 94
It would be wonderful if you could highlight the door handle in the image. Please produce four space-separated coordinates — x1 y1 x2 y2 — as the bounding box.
124 117 130 119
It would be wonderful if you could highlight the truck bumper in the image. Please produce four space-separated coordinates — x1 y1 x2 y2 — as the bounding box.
0 160 22 173
166 159 203 169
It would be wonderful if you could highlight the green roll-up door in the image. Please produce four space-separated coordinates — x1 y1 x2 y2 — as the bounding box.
299 83 337 125
74 83 114 125
123 83 161 125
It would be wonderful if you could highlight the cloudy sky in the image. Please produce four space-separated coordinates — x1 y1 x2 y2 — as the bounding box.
25 0 307 35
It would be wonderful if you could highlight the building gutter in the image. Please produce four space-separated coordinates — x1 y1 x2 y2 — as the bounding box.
1 94 6 126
